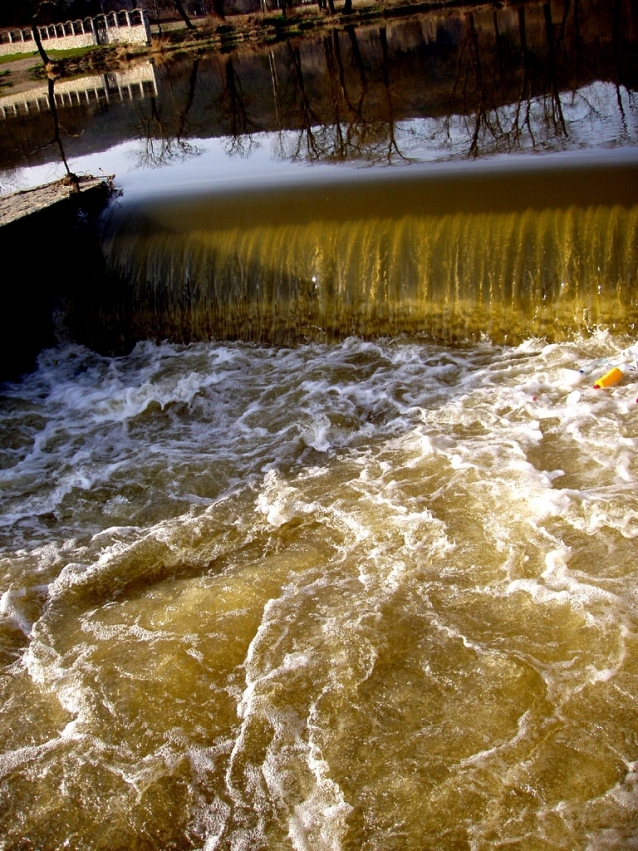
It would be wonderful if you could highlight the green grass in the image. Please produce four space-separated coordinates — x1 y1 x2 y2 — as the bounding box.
0 51 36 64
42 45 101 60
0 44 100 64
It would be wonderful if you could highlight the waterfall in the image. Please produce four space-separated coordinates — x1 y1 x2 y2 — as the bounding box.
98 163 638 349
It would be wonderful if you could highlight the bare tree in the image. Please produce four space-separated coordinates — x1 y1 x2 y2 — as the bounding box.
173 0 195 29
29 0 65 67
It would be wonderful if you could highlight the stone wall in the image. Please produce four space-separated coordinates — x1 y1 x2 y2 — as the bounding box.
0 10 151 57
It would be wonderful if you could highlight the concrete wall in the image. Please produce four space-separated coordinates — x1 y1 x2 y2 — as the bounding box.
0 62 158 119
0 11 151 57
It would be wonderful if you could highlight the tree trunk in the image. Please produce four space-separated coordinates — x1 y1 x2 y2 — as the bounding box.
31 21 50 66
173 0 194 29
48 77 79 190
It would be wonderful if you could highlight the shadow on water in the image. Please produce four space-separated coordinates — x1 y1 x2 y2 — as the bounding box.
0 76 111 382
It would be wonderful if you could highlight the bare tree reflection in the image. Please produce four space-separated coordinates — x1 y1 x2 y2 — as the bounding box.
542 1 568 138
280 43 323 161
137 101 201 167
136 62 202 168
4 0 633 178
512 5 535 148
274 27 413 166
216 56 260 157
441 1 586 158
374 26 410 163
612 0 630 132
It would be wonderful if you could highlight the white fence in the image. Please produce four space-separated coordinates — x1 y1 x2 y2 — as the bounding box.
0 62 158 119
0 10 151 57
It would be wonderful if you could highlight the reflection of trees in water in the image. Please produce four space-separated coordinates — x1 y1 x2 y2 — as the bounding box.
612 0 633 136
3 0 634 181
376 25 409 163
542 2 568 138
137 101 201 168
274 27 412 164
216 55 261 157
446 3 573 157
123 0 636 168
136 62 202 167
278 42 323 160
271 0 635 163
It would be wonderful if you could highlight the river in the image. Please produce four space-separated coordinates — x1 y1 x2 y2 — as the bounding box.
1 0 638 848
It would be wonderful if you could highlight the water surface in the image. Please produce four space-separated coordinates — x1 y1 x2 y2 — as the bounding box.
1 1 638 848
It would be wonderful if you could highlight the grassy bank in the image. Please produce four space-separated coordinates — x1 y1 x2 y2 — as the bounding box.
151 0 500 53
0 0 503 91
51 0 497 77
0 51 36 64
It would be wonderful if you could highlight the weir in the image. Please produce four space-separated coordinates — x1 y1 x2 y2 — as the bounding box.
97 160 638 350
1 1 638 845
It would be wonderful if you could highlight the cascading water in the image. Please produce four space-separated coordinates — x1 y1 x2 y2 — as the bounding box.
97 162 638 350
3 158 638 851
1 0 638 846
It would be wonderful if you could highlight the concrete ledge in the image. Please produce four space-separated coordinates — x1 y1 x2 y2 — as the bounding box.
0 174 111 228
0 173 114 381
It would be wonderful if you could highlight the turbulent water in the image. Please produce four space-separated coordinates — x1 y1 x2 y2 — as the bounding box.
1 0 638 844
1 329 638 850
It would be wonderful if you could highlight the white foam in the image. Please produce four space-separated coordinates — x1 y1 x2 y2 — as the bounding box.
1 332 637 849
0 737 64 780
0 588 34 637
255 470 317 528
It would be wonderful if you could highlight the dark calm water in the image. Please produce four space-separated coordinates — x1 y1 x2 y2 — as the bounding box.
1 1 638 848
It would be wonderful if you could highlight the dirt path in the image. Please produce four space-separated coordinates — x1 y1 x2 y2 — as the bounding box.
0 55 42 96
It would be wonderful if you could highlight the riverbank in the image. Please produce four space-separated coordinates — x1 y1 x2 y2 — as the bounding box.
0 0 503 95
144 0 499 56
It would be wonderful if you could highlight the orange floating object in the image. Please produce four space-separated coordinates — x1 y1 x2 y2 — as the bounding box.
593 367 624 389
